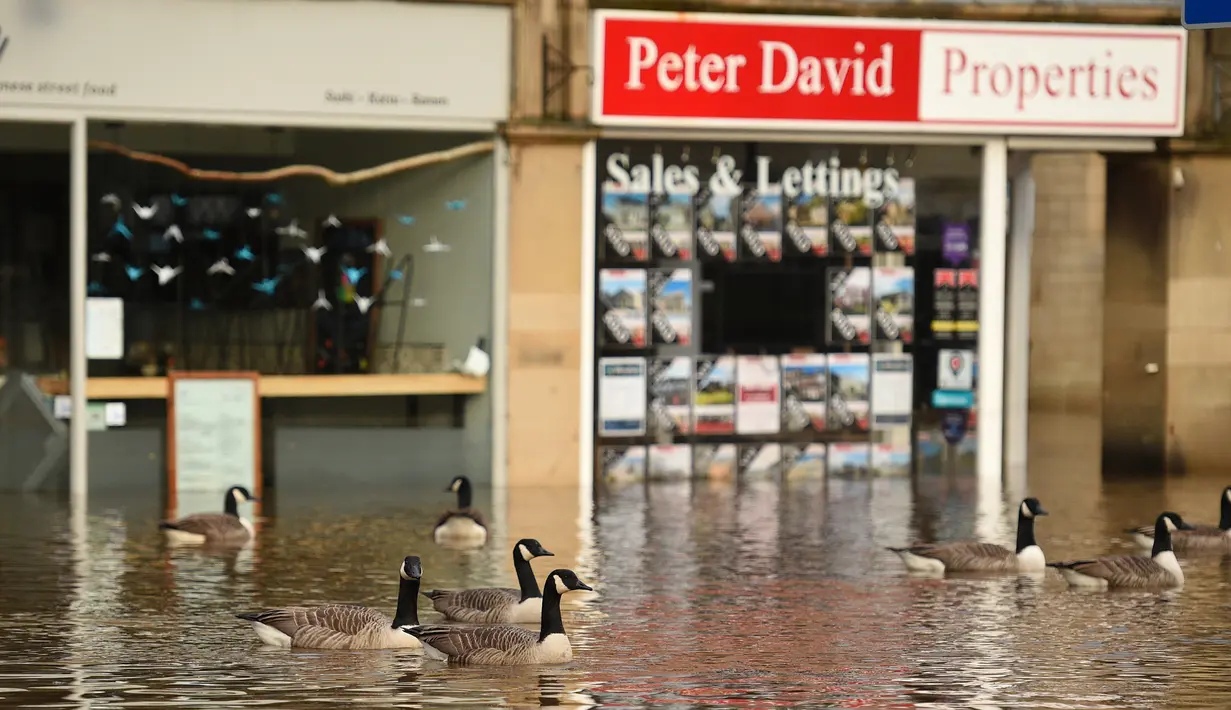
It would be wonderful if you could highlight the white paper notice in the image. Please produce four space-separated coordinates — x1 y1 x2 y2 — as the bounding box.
871 354 913 429
736 355 781 435
85 297 124 360
598 357 647 437
104 402 127 427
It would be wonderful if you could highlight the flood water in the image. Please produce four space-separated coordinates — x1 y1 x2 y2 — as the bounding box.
4 467 1231 708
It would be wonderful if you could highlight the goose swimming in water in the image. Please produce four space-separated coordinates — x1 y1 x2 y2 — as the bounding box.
1050 512 1188 589
235 556 424 649
433 476 488 546
887 498 1049 573
403 569 592 665
160 486 259 546
1126 486 1231 553
423 538 554 623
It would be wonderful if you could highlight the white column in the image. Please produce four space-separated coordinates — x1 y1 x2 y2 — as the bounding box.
1005 154 1035 497
69 117 88 500
491 138 509 492
578 141 597 505
976 139 1008 534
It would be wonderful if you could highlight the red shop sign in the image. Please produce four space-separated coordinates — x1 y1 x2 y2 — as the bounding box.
593 11 1187 137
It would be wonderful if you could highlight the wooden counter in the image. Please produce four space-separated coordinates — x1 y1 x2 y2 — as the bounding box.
37 373 486 400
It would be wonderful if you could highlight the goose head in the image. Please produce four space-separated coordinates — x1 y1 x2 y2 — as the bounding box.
400 555 423 581
516 538 554 562
546 569 593 596
446 476 470 494
1159 511 1194 531
1019 497 1048 518
229 486 260 504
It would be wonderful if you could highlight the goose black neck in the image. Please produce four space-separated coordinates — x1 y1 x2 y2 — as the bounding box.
223 491 239 517
538 580 565 642
455 480 472 510
1014 509 1037 553
513 549 542 601
1220 493 1231 530
1151 518 1173 557
391 576 421 628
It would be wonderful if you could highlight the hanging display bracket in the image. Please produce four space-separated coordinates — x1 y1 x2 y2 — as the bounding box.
541 35 591 121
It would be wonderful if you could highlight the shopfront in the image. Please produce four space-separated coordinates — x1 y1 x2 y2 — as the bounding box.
0 0 511 498
582 10 1186 496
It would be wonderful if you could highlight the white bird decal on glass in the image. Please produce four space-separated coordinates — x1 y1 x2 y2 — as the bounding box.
207 258 235 276
100 193 121 208
423 236 451 253
355 295 375 314
91 252 112 263
163 225 183 243
301 245 327 264
246 207 261 219
311 289 332 311
275 219 308 239
323 214 342 228
151 264 182 285
411 297 427 307
367 237 392 257
133 203 158 220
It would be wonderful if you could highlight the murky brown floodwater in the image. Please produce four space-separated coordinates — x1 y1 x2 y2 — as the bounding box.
4 468 1231 708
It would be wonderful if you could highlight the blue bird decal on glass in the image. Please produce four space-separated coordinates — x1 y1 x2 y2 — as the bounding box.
343 266 367 284
235 245 255 262
111 219 133 240
251 276 281 295
202 228 221 241
389 269 404 282
445 199 466 211
88 281 105 295
397 215 416 225
171 194 188 206
265 193 283 205
125 265 143 281
190 298 206 310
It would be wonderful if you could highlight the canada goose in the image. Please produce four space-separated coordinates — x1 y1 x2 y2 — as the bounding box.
236 556 423 649
1126 486 1231 552
402 569 592 666
159 486 259 546
423 538 554 623
1049 512 1187 589
434 476 488 546
887 498 1049 573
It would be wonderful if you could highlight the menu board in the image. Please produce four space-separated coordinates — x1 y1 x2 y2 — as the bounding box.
168 372 261 506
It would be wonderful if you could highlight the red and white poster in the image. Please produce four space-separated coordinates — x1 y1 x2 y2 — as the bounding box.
593 11 1186 136
735 355 781 435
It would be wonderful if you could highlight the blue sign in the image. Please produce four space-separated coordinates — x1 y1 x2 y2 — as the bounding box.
1185 0 1231 29
941 411 968 446
932 389 975 409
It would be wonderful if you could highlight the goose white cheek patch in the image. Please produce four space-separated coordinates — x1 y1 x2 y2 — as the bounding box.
400 565 412 581
554 576 569 595
233 490 244 504
1020 502 1032 518
519 544 532 561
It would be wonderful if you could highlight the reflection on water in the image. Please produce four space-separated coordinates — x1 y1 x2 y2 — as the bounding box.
4 468 1231 708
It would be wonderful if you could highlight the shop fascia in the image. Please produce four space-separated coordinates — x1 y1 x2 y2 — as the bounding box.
604 151 900 208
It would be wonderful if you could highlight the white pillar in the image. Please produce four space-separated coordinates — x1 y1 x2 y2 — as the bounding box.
1005 154 1035 498
579 141 597 506
491 138 509 492
976 139 1008 534
69 117 88 500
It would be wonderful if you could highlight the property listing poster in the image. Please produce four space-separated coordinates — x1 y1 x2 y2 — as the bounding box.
599 184 649 261
780 353 827 433
957 269 980 340
786 193 829 257
648 444 692 481
827 267 871 345
694 443 737 480
600 446 646 483
873 267 915 343
830 197 873 256
735 355 781 435
648 356 692 436
597 357 647 436
739 188 783 262
598 269 647 348
871 354 913 429
874 177 916 255
738 443 782 481
932 269 957 340
695 186 738 262
871 443 912 477
693 355 736 435
783 443 827 480
828 442 871 478
828 353 871 432
649 269 693 346
650 192 694 260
